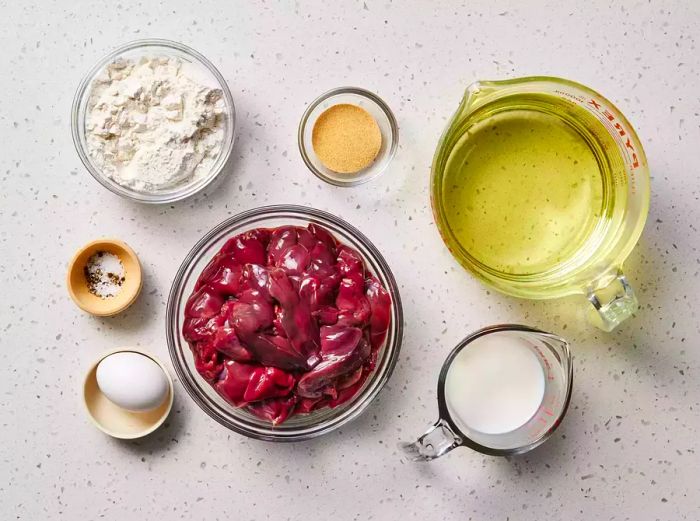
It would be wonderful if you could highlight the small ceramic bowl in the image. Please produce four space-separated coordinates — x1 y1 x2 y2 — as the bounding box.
298 86 399 187
67 239 142 316
83 348 174 439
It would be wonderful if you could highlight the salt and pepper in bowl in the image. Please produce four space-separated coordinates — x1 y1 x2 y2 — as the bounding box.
66 238 142 317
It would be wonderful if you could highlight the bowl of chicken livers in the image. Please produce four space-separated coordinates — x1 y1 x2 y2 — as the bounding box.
166 205 403 441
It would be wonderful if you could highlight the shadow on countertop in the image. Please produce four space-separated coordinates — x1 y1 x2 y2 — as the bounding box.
117 389 188 456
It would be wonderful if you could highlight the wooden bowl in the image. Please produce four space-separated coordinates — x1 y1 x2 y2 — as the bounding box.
67 239 142 316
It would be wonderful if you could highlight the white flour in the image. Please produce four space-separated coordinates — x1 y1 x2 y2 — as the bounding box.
85 56 226 192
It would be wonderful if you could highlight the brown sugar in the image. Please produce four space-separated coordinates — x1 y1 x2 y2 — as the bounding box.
311 104 382 174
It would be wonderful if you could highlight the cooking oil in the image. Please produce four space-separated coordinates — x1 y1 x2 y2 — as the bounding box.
439 95 620 277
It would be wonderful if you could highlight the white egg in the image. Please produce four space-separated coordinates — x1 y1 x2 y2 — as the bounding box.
96 352 169 412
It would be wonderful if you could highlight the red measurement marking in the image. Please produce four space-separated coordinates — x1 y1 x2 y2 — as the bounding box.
544 408 554 416
584 96 640 170
538 417 548 425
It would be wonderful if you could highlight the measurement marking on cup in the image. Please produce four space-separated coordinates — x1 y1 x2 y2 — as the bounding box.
532 344 555 380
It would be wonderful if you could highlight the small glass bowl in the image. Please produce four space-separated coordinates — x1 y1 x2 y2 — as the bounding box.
166 205 404 441
298 87 399 187
71 39 236 204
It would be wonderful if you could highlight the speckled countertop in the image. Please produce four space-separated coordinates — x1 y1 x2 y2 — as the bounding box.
1 1 699 519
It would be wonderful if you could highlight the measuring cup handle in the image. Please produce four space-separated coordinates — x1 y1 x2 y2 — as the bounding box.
399 418 462 462
586 270 639 332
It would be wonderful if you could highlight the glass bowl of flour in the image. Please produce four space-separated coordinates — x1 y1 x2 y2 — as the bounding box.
72 39 236 204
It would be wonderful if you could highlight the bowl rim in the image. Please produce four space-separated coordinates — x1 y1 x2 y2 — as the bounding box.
166 204 404 441
297 86 399 187
70 38 236 204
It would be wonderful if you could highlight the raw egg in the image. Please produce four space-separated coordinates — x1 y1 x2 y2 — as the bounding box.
96 351 169 412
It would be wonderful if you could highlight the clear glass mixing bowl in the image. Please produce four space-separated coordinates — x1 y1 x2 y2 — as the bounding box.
166 205 403 441
71 39 236 204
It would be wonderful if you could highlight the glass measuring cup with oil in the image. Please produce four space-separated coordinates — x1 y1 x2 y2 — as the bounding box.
431 77 650 331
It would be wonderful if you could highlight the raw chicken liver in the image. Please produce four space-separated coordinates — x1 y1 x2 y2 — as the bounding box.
182 224 391 424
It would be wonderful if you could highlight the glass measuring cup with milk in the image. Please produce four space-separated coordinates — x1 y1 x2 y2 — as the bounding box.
401 325 572 459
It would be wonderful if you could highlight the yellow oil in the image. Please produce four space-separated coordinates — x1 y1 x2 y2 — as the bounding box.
441 105 609 276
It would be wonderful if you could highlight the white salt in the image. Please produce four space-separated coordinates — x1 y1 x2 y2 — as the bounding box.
85 251 125 299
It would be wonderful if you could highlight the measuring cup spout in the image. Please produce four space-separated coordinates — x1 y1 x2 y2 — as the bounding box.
457 80 497 119
399 418 462 462
461 81 484 112
586 270 638 331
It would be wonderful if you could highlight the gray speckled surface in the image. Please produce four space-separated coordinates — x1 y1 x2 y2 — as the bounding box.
1 1 699 519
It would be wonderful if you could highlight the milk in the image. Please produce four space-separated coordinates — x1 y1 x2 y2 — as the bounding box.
444 333 545 435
